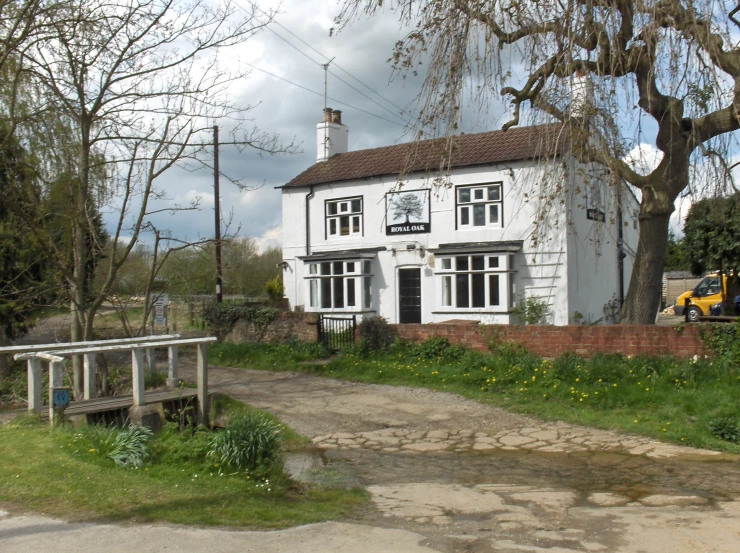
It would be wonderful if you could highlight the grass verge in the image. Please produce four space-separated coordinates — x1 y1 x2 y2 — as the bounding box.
210 339 740 454
0 409 367 527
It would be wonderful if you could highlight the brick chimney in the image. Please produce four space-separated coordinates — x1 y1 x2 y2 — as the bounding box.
317 108 348 162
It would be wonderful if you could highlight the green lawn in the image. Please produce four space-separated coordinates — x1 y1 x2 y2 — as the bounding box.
210 338 740 453
0 409 367 527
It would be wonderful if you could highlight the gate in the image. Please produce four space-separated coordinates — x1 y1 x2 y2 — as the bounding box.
318 314 356 351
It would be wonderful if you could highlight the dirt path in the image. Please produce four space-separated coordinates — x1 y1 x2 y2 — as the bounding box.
3 364 740 552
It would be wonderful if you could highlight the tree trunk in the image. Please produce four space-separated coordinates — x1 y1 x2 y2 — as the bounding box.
620 213 671 324
70 300 84 399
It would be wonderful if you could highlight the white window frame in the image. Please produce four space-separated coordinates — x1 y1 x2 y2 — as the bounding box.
436 253 511 312
326 197 363 238
306 259 373 311
456 183 503 230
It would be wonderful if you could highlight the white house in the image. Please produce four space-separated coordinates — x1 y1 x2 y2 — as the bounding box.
279 108 639 325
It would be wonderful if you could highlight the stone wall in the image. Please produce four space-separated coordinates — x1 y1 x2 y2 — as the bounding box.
393 322 708 358
225 311 318 344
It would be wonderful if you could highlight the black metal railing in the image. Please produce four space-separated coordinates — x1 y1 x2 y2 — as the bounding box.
318 314 356 351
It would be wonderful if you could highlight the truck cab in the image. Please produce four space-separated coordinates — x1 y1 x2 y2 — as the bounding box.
675 274 724 322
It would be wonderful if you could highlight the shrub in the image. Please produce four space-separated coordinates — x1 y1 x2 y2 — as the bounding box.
202 304 278 340
708 417 740 443
207 412 283 474
357 316 396 354
264 275 285 307
511 295 551 325
76 423 153 467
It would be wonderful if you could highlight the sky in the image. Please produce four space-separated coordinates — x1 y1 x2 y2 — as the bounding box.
106 0 703 250
121 0 429 251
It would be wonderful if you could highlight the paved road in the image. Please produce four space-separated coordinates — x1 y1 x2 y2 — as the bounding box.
3 365 740 552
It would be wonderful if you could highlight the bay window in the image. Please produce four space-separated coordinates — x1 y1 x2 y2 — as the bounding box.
306 259 372 310
437 253 510 311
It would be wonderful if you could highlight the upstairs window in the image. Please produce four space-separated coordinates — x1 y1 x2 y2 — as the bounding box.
326 197 363 238
456 183 503 229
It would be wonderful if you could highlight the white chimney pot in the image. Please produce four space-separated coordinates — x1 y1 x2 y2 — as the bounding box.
316 108 349 162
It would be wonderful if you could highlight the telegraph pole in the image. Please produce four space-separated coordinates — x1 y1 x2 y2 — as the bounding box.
213 125 223 304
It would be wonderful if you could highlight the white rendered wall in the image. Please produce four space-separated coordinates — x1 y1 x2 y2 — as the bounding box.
565 168 639 324
281 160 573 324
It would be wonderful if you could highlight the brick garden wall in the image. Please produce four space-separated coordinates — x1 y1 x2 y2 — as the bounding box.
393 322 708 358
225 312 317 344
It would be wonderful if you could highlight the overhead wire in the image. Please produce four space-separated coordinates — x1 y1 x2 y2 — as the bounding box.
244 3 412 125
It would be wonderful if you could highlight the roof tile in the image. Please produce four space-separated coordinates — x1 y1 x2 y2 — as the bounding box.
283 123 569 188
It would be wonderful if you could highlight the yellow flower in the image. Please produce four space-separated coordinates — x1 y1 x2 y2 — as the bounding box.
88 449 96 453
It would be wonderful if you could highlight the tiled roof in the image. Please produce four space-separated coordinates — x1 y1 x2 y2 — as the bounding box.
282 123 569 188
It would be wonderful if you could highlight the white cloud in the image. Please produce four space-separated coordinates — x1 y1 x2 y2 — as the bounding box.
255 225 282 251
624 143 663 176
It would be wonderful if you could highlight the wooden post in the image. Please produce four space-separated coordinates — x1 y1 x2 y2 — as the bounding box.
146 348 156 375
196 342 209 427
167 345 179 387
83 353 97 399
48 360 64 424
27 358 42 414
131 348 145 407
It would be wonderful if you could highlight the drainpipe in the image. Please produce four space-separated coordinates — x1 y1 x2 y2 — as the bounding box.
616 185 625 308
305 185 315 256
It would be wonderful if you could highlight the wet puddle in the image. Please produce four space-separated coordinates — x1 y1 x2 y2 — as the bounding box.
286 447 740 504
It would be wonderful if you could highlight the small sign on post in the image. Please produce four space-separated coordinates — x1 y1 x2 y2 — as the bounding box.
50 386 71 426
152 294 169 328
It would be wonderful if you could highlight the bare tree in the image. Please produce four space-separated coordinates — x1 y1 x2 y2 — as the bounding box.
337 0 740 324
10 0 293 397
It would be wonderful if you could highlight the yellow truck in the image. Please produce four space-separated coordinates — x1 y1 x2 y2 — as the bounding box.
674 273 724 321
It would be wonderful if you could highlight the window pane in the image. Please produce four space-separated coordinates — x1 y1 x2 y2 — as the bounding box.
456 256 468 270
472 256 484 270
329 219 337 235
456 274 469 307
340 202 348 212
488 186 500 201
460 206 469 225
488 256 499 268
333 277 344 308
474 188 484 200
363 260 371 275
489 204 499 224
364 277 372 308
351 199 361 212
473 204 486 226
472 273 485 307
442 276 452 306
346 262 355 273
320 262 331 275
489 275 500 306
309 280 318 307
333 262 343 275
441 258 451 270
347 278 356 307
309 264 317 274
327 202 337 215
340 216 350 235
458 188 471 203
352 216 360 233
321 278 331 308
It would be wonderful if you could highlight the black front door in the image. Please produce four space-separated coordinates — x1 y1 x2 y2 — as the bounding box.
398 268 422 324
